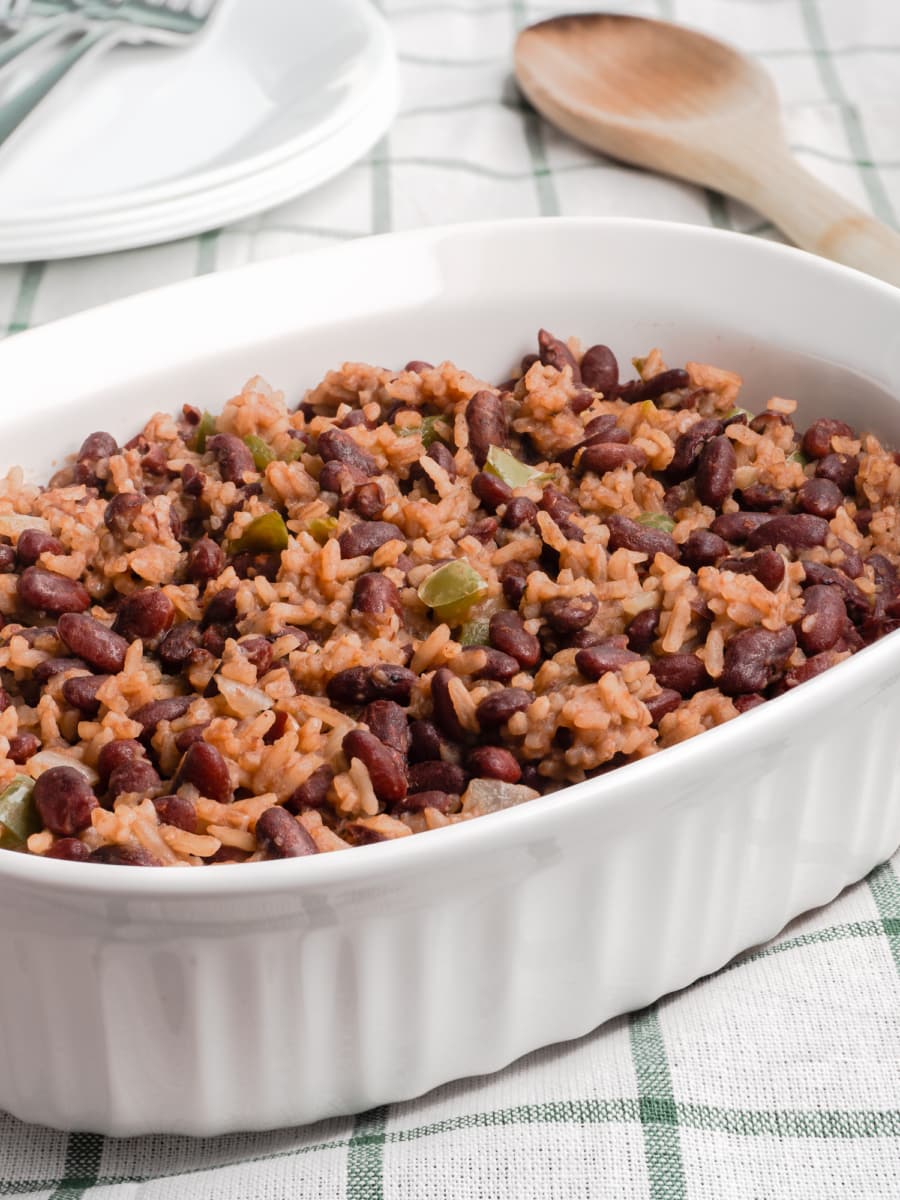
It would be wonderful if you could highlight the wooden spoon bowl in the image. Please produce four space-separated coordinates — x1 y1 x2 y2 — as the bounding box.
515 14 900 286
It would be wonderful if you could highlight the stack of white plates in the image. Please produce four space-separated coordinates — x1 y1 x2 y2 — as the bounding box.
0 0 397 260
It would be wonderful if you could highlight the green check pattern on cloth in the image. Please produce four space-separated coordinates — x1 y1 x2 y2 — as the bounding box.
2 0 900 1195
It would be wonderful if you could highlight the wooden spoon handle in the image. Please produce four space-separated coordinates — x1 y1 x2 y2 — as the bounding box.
732 152 900 287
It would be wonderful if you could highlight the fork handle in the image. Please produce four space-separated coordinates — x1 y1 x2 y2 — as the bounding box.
0 24 113 151
0 20 70 71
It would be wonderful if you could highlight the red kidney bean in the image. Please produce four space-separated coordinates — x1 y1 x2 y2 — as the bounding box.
339 410 371 430
649 653 710 696
104 491 146 535
472 472 513 511
710 511 779 544
320 460 367 499
402 789 455 813
108 759 161 802
363 699 410 755
719 549 785 591
285 764 334 813
834 540 863 580
618 368 690 404
351 481 386 520
408 760 467 795
575 643 641 680
132 695 193 734
16 528 63 566
746 513 830 552
569 387 596 415
352 573 403 618
206 434 255 483
91 844 160 866
466 390 507 467
427 441 458 482
141 444 169 476
815 453 858 493
45 837 91 861
577 442 648 475
174 723 211 754
430 666 468 741
238 636 272 677
256 806 319 858
737 483 785 511
540 486 585 542
57 613 127 673
733 693 766 712
468 517 498 543
719 627 797 695
645 688 682 723
78 431 118 463
750 411 792 435
153 794 198 833
158 620 202 670
489 610 540 668
584 414 629 443
542 593 599 634
681 529 728 569
476 687 531 729
0 544 14 573
318 427 377 477
34 766 97 836
339 521 404 559
343 728 407 802
626 608 661 653
500 561 530 607
181 463 206 496
202 586 237 628
62 673 109 715
801 418 854 460
18 567 90 614
606 514 679 561
468 745 521 783
502 497 538 530
783 650 840 690
175 740 233 803
114 589 176 643
97 739 145 787
695 435 736 509
408 719 444 764
187 537 224 584
404 360 433 373
7 731 40 764
326 663 415 706
801 562 869 620
538 328 581 381
796 584 846 654
799 477 842 519
32 657 82 684
580 344 619 395
665 418 723 483
469 648 517 682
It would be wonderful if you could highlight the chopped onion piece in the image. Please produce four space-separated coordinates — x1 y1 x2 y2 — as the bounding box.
215 675 274 718
461 778 540 816
29 751 99 787
0 514 50 540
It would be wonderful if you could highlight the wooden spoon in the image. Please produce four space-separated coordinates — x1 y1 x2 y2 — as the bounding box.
514 13 900 287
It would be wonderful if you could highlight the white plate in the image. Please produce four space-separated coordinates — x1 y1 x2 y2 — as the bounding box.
0 0 396 259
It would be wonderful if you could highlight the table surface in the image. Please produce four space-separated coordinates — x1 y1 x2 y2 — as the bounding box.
2 1 900 1196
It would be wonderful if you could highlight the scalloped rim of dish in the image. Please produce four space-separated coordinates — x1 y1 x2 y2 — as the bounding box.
0 216 898 895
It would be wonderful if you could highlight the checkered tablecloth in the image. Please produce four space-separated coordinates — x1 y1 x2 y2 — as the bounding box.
2 0 900 1196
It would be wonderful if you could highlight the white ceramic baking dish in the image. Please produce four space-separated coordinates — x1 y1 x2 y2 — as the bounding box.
1 219 899 1136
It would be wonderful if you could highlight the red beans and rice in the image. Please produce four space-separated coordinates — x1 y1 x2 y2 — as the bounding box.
0 332 897 864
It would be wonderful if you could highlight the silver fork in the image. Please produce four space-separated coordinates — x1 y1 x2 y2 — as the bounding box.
0 0 222 153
